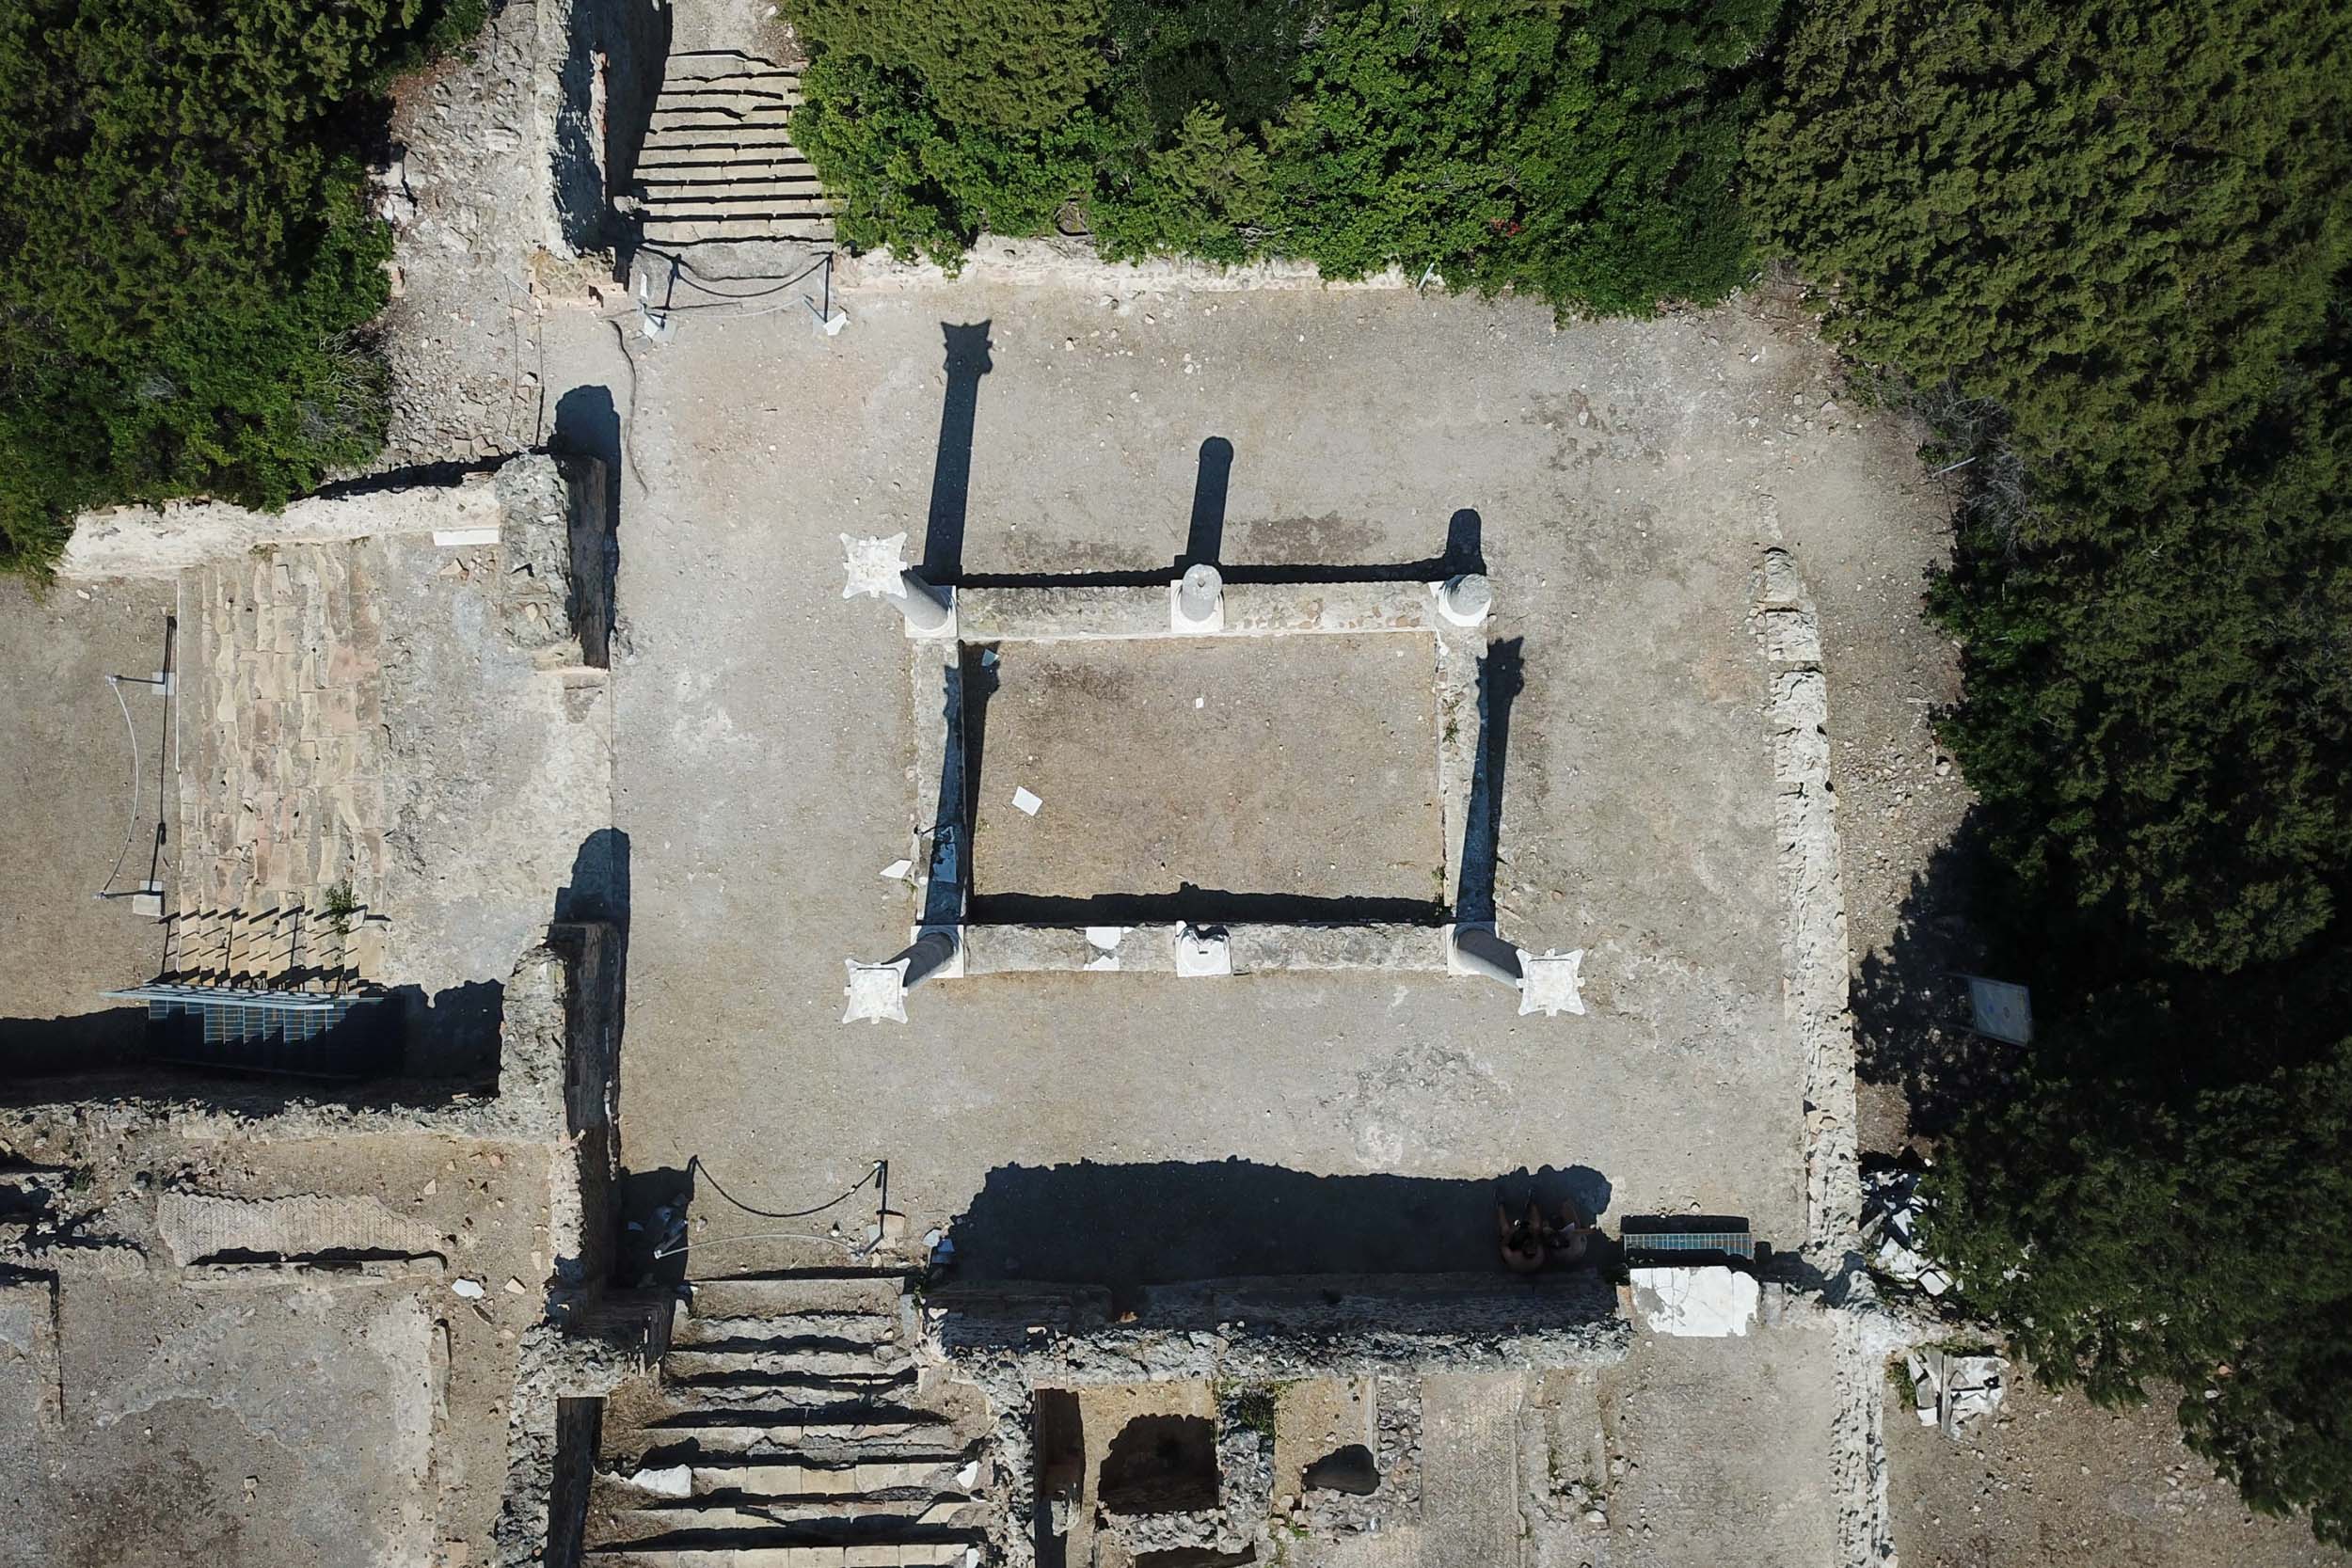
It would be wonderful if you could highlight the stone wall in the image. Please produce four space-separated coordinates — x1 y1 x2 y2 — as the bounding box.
58 476 504 579
930 1273 1627 1568
494 452 613 668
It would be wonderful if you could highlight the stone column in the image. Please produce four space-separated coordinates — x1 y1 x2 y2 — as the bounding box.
842 532 956 639
1437 573 1493 628
842 928 961 1023
893 569 955 635
1449 925 1522 987
1172 562 1224 633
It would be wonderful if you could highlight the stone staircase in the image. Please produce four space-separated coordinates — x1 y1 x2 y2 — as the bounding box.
158 904 373 992
587 1270 992 1567
634 51 836 250
175 544 388 952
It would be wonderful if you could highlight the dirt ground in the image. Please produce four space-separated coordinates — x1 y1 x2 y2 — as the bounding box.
0 578 177 1070
0 1115 553 1568
1884 1374 2344 1568
970 632 1445 905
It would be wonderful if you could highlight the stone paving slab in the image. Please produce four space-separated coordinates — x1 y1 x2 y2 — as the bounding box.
177 545 386 926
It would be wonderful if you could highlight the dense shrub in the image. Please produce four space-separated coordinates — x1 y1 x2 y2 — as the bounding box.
784 0 1775 312
1755 0 2352 1539
1927 949 2352 1545
1753 0 2352 967
0 0 483 576
1750 0 2352 509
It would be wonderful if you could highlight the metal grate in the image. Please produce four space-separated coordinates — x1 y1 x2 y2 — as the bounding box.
1622 1229 1756 1260
106 982 389 1076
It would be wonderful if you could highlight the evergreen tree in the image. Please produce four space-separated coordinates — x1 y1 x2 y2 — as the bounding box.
784 0 1772 312
0 0 483 575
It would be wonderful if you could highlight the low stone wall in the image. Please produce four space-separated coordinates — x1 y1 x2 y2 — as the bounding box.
59 455 612 651
899 577 1487 981
960 921 1449 976
58 476 503 579
954 578 1454 641
836 235 1425 297
495 453 613 669
933 1273 1627 1568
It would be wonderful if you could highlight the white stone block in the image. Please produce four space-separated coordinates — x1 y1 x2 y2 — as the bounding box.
1629 1265 1759 1338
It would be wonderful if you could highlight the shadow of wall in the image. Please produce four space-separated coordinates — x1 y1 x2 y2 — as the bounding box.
947 1158 1614 1291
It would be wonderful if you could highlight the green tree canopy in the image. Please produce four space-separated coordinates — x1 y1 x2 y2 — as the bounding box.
1750 0 2352 509
0 0 481 574
785 0 1776 313
1930 965 2352 1544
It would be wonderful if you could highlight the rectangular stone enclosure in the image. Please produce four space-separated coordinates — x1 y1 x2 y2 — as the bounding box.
968 633 1446 910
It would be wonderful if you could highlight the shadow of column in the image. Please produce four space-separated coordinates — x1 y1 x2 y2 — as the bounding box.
1182 436 1233 569
922 323 994 581
1455 638 1523 925
1441 507 1486 576
926 657 974 929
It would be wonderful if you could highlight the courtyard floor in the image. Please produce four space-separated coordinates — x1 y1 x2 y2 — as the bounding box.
575 280 1934 1273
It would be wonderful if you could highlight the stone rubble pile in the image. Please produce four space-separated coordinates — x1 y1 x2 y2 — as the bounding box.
1907 1348 2007 1438
1864 1166 1953 1296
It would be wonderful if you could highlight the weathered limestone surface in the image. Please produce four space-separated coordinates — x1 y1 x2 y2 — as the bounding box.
57 479 502 579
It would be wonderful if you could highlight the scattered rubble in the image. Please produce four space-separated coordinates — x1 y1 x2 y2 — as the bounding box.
1907 1347 2008 1438
1865 1166 1953 1295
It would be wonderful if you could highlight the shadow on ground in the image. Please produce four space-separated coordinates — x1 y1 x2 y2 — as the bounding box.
1850 809 2029 1140
913 320 1487 588
946 1158 1614 1290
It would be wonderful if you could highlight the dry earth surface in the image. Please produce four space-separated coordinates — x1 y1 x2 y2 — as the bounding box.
0 577 176 1069
1884 1373 2345 1568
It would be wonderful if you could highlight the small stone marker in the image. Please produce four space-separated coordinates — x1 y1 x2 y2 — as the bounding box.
1518 948 1587 1016
842 958 911 1023
1174 923 1232 977
1010 785 1042 816
879 858 913 879
451 1277 486 1300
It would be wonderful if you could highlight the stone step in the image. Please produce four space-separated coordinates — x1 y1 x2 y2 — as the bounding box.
638 187 835 213
630 157 821 181
665 1346 908 1382
642 217 839 245
630 156 814 184
641 121 803 147
642 1383 925 1424
591 1499 982 1547
652 78 801 100
672 1312 900 1351
687 1275 907 1320
648 102 803 131
659 64 803 89
609 1421 968 1470
637 172 827 196
637 137 805 166
649 97 802 120
658 1369 919 1406
589 1543 977 1567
